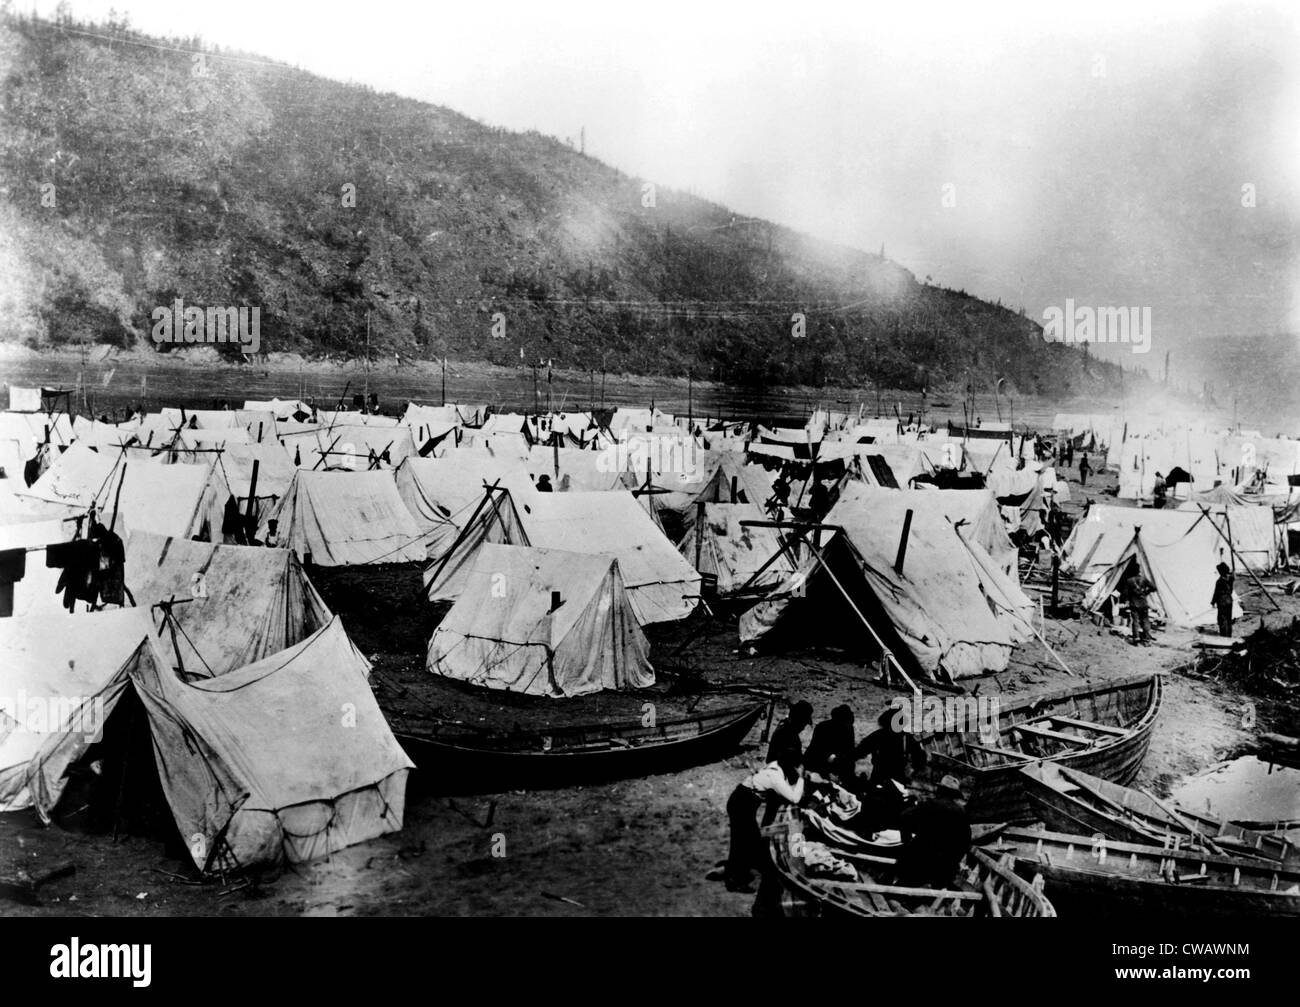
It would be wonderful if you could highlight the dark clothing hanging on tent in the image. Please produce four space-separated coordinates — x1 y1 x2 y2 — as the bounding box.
0 546 27 617
94 526 126 607
48 539 99 612
221 496 248 545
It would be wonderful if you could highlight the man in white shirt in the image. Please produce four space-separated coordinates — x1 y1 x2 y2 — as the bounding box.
721 752 805 893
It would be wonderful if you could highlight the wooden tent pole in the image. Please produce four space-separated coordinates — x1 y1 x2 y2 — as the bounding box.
1196 505 1280 611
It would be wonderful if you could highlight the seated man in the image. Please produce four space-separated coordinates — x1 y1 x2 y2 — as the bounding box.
897 775 972 888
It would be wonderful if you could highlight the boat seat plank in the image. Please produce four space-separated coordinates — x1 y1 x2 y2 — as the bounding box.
819 879 984 901
1012 723 1094 747
968 743 1037 762
1044 715 1128 736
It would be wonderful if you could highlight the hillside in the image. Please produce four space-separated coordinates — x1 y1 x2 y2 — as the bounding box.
0 13 1128 395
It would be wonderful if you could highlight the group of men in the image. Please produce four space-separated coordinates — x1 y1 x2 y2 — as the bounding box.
721 698 972 909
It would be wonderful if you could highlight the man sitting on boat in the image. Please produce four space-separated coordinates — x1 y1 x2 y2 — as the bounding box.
897 775 972 888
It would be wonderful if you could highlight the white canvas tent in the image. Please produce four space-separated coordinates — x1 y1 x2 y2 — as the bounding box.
262 470 426 565
0 607 157 811
1080 528 1242 629
739 485 1034 681
10 614 411 870
427 543 654 697
678 502 794 594
124 531 332 675
1064 505 1243 627
425 486 701 623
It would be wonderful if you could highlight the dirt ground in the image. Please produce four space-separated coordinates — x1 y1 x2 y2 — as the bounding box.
3 462 1298 917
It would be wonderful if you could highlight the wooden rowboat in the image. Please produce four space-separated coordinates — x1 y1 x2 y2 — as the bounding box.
395 701 767 793
979 824 1300 918
766 808 1057 918
1020 762 1300 866
919 673 1162 822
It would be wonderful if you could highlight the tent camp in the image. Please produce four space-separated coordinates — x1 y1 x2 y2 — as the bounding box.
124 531 332 675
738 485 1034 681
678 502 794 594
424 486 701 624
262 470 426 566
8 614 411 870
426 543 654 697
1064 505 1244 627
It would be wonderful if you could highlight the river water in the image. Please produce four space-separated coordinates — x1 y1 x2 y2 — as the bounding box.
0 355 1190 431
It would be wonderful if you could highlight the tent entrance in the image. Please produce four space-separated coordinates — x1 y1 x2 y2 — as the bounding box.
49 685 185 857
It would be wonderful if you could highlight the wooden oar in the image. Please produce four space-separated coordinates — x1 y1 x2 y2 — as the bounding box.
1140 787 1229 858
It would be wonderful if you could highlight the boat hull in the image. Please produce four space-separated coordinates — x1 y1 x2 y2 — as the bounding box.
766 808 1056 917
981 826 1300 919
1020 763 1300 866
396 702 766 793
921 673 1162 822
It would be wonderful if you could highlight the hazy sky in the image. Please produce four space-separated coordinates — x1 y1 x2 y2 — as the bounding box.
23 0 1300 367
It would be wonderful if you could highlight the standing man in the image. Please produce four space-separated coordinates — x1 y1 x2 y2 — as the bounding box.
721 751 805 893
767 700 814 765
804 705 856 784
1152 472 1167 509
1124 566 1155 646
1078 452 1091 486
1212 562 1235 637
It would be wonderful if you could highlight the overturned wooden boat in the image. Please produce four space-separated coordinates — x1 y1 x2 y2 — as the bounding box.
766 808 1057 918
919 673 1162 822
395 701 767 793
978 824 1300 918
1020 762 1300 866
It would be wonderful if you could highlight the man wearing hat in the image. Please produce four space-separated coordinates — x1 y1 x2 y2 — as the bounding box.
766 700 814 766
852 705 929 831
804 704 856 784
898 775 972 888
1211 562 1235 637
